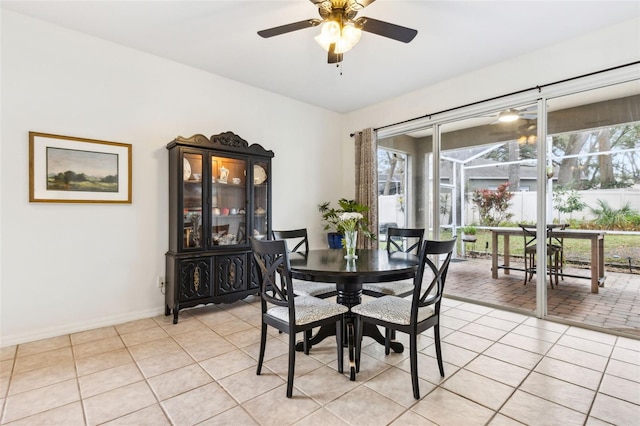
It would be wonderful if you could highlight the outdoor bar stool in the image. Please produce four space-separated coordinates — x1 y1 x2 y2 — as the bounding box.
520 224 561 288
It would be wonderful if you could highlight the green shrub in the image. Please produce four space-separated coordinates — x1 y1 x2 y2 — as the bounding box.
588 200 640 231
471 182 514 226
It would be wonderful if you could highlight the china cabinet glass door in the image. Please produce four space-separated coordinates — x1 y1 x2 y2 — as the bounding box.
210 155 248 246
182 152 203 250
252 160 269 240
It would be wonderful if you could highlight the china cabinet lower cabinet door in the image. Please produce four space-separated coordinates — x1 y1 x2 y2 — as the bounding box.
215 253 248 297
178 259 212 301
167 257 213 324
249 258 260 291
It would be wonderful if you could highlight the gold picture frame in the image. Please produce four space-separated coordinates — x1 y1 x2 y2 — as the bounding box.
29 132 132 203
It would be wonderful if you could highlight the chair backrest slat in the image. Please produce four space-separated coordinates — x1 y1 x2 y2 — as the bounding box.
387 227 425 256
549 223 568 247
519 224 537 249
251 238 294 311
272 229 309 255
411 238 457 316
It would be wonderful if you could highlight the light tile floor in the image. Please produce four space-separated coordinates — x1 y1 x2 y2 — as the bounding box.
1 296 639 425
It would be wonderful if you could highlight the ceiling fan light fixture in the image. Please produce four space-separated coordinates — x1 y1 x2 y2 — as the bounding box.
314 20 340 50
498 109 520 123
337 22 362 53
320 20 341 42
315 20 362 54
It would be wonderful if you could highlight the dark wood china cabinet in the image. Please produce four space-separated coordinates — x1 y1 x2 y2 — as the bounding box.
165 132 273 323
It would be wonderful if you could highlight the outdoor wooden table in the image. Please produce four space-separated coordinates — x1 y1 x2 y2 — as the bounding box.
490 227 606 293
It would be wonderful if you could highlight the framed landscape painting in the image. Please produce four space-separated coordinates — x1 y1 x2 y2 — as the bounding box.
29 132 132 203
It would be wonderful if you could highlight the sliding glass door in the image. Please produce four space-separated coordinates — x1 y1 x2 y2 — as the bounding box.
438 105 539 316
376 75 640 337
545 81 640 334
377 132 428 246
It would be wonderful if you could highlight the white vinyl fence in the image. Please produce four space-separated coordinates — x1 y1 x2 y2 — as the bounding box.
464 186 640 225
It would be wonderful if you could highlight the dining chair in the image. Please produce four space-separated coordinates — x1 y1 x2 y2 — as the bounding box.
519 224 560 288
353 237 456 399
362 227 425 298
250 238 348 398
548 224 568 282
272 229 337 299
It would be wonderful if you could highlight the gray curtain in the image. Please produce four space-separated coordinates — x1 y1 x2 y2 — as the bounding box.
354 128 378 249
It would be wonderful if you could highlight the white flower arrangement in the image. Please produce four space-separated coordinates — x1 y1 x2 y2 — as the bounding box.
338 212 363 232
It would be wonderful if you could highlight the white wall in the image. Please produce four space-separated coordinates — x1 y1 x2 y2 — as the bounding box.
0 11 345 346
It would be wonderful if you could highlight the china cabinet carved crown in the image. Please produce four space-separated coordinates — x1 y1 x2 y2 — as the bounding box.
165 132 274 323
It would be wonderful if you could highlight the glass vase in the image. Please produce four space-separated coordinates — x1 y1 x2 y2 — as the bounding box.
343 229 358 259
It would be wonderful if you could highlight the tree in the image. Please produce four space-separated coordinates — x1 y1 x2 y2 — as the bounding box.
471 182 514 226
553 124 640 190
507 140 520 191
555 133 588 189
552 188 586 221
596 129 615 188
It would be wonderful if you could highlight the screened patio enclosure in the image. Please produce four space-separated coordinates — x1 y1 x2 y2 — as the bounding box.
376 73 640 338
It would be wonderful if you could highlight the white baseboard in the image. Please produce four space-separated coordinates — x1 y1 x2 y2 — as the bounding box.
0 307 166 348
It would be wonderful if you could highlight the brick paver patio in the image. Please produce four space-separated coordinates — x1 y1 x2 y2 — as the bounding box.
446 256 640 337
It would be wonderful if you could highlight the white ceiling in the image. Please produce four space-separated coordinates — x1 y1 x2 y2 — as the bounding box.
2 0 639 113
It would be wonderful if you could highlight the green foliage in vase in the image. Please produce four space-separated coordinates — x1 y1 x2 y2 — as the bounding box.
318 198 376 240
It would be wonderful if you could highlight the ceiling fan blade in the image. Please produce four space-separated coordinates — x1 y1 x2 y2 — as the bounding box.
327 43 343 64
358 17 417 43
257 19 320 38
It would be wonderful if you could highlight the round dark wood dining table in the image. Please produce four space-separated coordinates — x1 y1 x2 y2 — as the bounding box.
288 249 419 379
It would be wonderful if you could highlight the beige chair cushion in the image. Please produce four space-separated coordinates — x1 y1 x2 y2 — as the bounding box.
362 279 414 296
352 296 434 326
292 280 336 297
267 296 348 326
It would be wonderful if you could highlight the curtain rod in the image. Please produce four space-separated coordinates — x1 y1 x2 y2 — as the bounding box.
349 61 640 137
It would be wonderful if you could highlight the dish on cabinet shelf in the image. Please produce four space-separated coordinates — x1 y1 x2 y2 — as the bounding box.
253 165 267 185
183 159 192 180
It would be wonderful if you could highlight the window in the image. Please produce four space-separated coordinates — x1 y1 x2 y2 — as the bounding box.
377 148 408 243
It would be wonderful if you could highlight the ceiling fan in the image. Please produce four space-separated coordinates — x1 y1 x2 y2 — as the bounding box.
493 106 537 123
257 0 418 64
484 106 538 143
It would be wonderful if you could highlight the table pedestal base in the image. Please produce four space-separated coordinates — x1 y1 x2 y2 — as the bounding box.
295 316 404 380
289 274 414 381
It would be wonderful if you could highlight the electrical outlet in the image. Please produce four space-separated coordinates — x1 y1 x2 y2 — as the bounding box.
157 275 165 289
